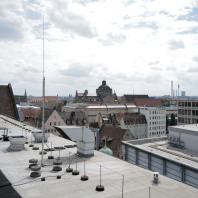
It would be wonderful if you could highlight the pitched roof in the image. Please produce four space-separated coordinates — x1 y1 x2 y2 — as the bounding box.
114 113 124 123
0 84 19 119
30 96 59 103
123 113 147 125
99 125 128 155
21 108 41 120
77 93 84 97
134 98 163 107
123 94 149 102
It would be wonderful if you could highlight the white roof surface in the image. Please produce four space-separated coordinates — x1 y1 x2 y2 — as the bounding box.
169 124 198 133
0 115 198 198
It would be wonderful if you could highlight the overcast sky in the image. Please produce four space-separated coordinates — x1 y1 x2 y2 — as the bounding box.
0 0 198 97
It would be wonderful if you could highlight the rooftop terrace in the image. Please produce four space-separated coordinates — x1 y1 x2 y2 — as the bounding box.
0 115 198 198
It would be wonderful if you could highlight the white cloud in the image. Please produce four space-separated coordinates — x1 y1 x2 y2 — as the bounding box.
0 0 198 96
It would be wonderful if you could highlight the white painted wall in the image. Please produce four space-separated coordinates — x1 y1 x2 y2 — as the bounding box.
45 110 66 133
140 108 166 138
120 118 147 139
169 126 198 152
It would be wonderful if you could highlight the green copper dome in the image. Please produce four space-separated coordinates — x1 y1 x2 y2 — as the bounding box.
99 139 113 156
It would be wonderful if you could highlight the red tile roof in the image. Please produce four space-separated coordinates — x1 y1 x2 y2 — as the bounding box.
122 94 149 103
123 113 147 125
134 98 163 107
21 108 41 120
99 125 128 156
31 96 59 103
114 113 124 123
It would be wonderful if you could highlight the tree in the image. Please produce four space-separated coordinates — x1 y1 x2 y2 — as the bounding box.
170 113 177 126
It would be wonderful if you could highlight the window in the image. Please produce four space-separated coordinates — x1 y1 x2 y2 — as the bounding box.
51 129 54 132
54 122 56 125
50 122 52 126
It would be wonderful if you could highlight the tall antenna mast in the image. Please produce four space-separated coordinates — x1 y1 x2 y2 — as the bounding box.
41 13 45 167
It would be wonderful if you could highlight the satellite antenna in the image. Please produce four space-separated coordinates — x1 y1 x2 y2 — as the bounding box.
41 13 45 167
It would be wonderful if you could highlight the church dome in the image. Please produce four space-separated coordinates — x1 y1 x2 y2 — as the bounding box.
99 139 113 156
98 80 111 91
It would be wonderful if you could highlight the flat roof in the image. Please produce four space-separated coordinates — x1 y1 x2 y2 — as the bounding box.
0 115 198 198
169 124 198 135
123 137 198 170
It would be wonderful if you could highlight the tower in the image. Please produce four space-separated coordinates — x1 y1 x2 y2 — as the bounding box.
171 81 173 98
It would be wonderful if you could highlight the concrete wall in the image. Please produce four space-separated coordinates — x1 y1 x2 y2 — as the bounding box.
169 128 198 153
122 142 198 188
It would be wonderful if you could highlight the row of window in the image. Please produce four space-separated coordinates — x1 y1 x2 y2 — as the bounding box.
149 111 164 115
149 126 165 130
149 131 165 136
126 125 146 128
49 122 61 126
149 116 165 120
46 129 56 132
149 121 165 125
137 135 147 139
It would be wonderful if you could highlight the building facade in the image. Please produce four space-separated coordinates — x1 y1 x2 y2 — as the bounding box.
140 107 166 138
30 96 60 110
168 124 198 153
119 113 147 139
75 80 117 103
177 99 198 124
45 110 66 133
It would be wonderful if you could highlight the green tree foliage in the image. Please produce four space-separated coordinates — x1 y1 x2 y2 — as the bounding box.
170 113 177 126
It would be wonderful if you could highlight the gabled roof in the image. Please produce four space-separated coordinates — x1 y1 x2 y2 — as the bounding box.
21 108 41 120
30 96 59 103
0 84 19 119
123 94 149 102
114 113 124 123
99 125 129 155
123 113 147 125
134 98 163 107
77 93 84 97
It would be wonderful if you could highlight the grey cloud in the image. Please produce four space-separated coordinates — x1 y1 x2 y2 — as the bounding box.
59 63 92 77
0 3 28 41
151 67 162 71
166 66 176 71
99 32 126 46
14 59 40 73
149 61 160 65
168 39 185 50
188 67 198 72
178 26 198 35
193 56 198 63
47 1 97 38
123 21 158 31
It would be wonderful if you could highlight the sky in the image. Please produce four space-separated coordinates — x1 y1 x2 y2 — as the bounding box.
0 0 198 97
